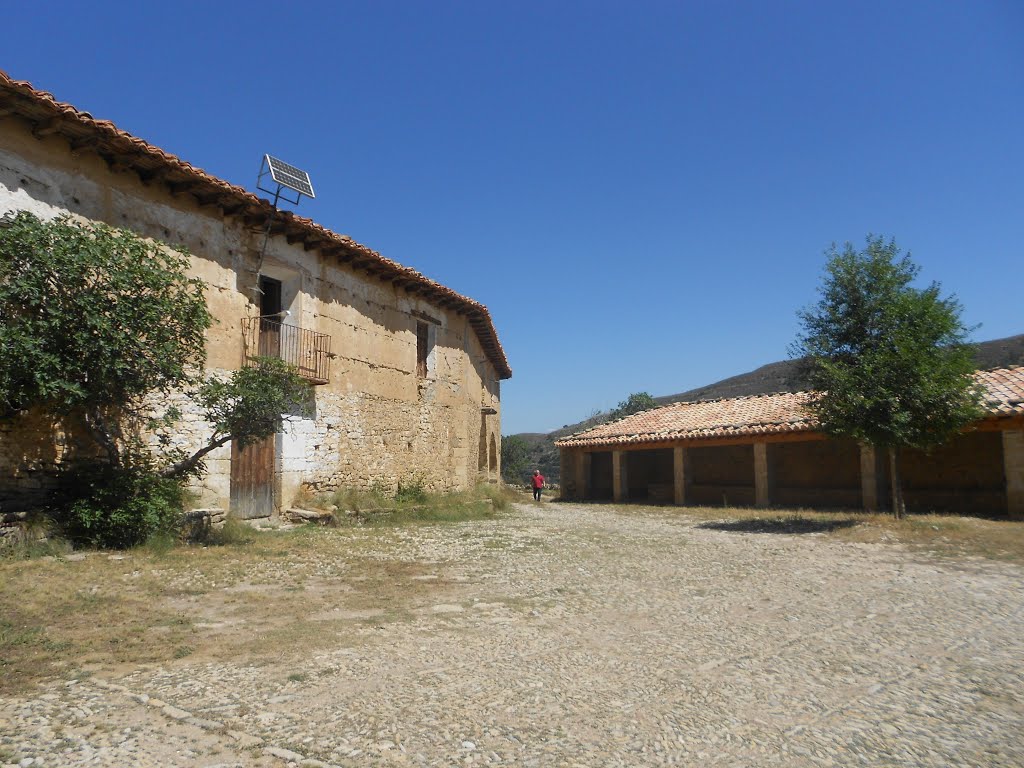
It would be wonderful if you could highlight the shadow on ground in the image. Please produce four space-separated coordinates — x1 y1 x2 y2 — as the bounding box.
697 517 861 535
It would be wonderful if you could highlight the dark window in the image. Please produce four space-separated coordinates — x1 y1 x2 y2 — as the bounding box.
416 321 429 378
259 276 282 316
258 277 283 357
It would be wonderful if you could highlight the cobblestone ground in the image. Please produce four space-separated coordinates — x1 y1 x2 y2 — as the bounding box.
3 501 1023 767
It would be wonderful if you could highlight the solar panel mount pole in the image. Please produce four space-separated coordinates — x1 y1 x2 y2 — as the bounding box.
253 155 316 290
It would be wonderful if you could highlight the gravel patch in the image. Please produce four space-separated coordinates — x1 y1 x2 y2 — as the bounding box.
2 501 1022 766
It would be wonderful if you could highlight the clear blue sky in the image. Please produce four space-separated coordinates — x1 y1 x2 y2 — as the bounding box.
5 1 1022 434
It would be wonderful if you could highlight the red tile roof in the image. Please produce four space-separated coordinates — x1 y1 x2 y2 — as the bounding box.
556 366 1024 448
976 366 1024 416
0 70 511 379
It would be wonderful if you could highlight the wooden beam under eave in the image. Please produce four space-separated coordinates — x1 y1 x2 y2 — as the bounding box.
167 180 200 198
68 134 98 152
32 118 63 138
220 200 247 216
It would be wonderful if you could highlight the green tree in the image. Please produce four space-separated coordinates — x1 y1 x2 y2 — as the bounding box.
501 434 530 483
792 236 982 517
0 212 310 544
609 392 657 421
0 212 210 462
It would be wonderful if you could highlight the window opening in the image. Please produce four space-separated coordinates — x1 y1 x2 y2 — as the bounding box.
416 321 430 378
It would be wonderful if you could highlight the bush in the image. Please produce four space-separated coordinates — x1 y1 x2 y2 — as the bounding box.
394 476 429 505
60 462 187 549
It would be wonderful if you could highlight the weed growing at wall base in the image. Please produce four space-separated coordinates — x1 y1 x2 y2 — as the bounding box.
326 483 515 526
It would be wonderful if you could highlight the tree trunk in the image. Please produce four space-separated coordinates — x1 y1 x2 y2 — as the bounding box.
159 433 233 479
888 445 905 519
81 407 122 467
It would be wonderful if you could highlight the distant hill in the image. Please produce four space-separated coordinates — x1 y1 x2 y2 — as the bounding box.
510 334 1024 484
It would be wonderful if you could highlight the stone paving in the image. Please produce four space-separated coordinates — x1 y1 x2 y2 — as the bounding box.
2 501 1023 767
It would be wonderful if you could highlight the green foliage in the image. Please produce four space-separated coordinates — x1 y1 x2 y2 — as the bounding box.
60 460 187 549
0 212 210 416
394 475 429 504
326 483 514 526
793 236 982 452
194 516 257 547
609 392 657 421
196 357 311 450
500 434 530 482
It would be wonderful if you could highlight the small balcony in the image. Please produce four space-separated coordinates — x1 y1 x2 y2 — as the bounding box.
241 316 332 385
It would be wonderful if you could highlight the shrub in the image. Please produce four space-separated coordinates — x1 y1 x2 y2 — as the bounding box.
394 476 428 505
60 462 186 549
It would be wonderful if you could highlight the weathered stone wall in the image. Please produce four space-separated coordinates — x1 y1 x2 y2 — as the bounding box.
0 409 97 511
771 439 862 508
901 431 1006 514
624 449 674 501
564 429 1017 515
0 115 503 515
687 444 755 507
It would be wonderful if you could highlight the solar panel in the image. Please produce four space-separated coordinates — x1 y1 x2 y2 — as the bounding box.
265 155 315 199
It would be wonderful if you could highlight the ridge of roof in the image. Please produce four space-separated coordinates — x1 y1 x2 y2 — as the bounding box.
556 366 1024 448
0 70 511 379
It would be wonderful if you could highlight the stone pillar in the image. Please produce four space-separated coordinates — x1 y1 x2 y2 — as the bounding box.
559 448 573 499
1004 430 1024 519
613 450 628 503
860 444 879 512
754 441 770 508
673 446 688 506
578 451 591 501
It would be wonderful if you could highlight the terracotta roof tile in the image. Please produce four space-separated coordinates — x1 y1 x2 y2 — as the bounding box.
556 366 1024 448
976 366 1024 415
0 70 511 379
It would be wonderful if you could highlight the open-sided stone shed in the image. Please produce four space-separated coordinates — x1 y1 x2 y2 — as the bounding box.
0 71 511 519
556 367 1024 517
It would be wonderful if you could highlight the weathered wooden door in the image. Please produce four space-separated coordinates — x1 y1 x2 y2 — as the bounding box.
230 436 275 519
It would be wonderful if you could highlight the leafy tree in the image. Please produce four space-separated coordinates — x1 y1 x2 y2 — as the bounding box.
0 212 310 543
0 212 210 463
501 434 530 483
609 392 657 421
792 236 982 517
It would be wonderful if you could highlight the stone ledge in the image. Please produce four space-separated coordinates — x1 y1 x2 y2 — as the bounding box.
285 507 336 525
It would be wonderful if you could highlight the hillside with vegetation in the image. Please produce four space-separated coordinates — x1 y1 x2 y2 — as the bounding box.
505 334 1024 485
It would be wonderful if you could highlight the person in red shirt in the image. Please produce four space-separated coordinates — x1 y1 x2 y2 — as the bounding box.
531 469 545 501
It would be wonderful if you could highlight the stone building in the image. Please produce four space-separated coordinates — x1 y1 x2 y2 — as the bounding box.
557 367 1024 518
0 71 511 517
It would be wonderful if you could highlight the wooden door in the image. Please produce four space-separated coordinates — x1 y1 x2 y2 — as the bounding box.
230 435 275 519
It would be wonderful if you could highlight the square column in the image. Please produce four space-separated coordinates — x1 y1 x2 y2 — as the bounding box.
577 451 591 501
1005 430 1024 519
559 448 573 499
613 450 628 503
673 446 689 506
754 441 771 508
860 444 879 512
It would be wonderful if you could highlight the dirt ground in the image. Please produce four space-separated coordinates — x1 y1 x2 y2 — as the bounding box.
2 501 1023 766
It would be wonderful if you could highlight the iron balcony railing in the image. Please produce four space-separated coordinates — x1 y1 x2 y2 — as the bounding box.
241 317 332 385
